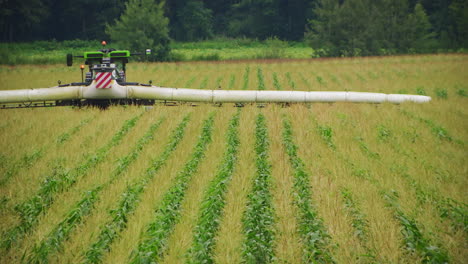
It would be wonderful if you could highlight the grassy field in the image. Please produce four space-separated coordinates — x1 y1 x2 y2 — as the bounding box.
0 54 467 263
0 39 313 65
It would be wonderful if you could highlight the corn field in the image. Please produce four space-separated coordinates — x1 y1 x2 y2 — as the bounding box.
0 55 467 263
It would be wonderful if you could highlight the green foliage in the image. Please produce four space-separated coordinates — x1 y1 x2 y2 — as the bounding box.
340 188 369 242
377 124 392 142
286 72 296 90
84 115 188 264
401 110 455 142
56 117 93 145
27 187 102 263
317 124 336 149
416 86 427 95
228 74 236 89
456 88 467 97
130 113 215 263
242 113 276 263
257 67 266 90
106 0 171 61
282 118 335 263
435 88 448 99
382 190 450 263
355 136 380 159
306 0 436 56
272 73 282 90
173 0 213 41
1 114 142 251
258 37 288 59
242 66 250 90
189 111 241 263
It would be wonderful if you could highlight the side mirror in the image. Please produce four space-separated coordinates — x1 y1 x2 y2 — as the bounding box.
66 54 73 66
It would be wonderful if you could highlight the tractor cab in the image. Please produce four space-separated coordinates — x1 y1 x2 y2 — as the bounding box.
66 41 150 86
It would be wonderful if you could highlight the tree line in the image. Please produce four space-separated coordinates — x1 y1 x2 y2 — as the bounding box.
1 0 466 57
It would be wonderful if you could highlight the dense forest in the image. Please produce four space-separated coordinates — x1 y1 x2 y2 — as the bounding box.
1 0 467 57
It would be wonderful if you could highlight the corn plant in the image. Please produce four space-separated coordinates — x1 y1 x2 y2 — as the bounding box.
242 66 250 90
282 118 335 263
378 125 467 233
129 113 215 264
286 72 296 90
400 110 459 144
257 67 265 90
188 110 240 263
241 113 276 263
298 72 311 90
0 148 42 186
272 72 282 90
228 74 236 89
317 124 336 150
1 113 143 251
26 117 166 262
314 114 449 262
184 76 197 88
199 76 209 89
340 188 369 241
215 76 223 89
84 114 190 264
0 117 93 187
354 136 380 159
382 190 449 263
56 117 93 145
26 187 102 263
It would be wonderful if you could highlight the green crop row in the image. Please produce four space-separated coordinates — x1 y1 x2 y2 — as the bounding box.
56 117 93 145
228 74 236 89
0 148 42 187
241 113 276 263
312 115 447 262
242 66 250 90
377 124 467 233
316 123 336 150
199 77 209 89
382 190 449 263
188 110 241 263
27 117 165 262
340 188 376 259
26 186 102 263
1 113 142 251
84 114 189 264
354 136 380 160
0 117 93 187
281 118 335 263
257 67 266 90
272 73 282 90
112 118 166 177
286 72 296 90
346 124 450 262
393 164 468 234
401 110 462 145
130 113 215 263
299 73 311 89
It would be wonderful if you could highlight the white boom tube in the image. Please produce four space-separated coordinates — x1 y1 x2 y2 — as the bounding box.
0 82 431 104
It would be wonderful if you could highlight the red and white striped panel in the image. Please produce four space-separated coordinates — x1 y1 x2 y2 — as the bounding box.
95 72 112 89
